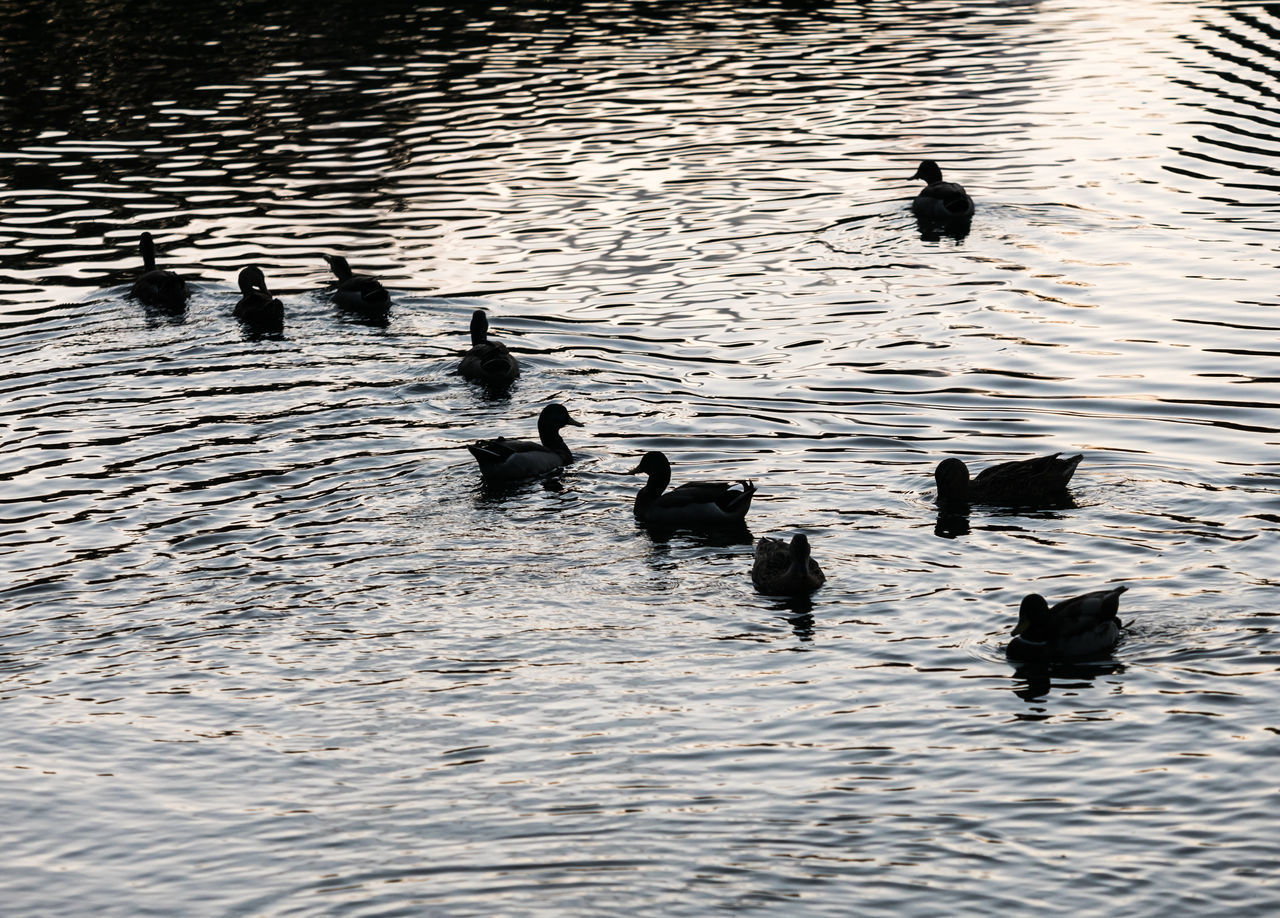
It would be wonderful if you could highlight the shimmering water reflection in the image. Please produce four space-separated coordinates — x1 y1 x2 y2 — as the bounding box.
2 0 1279 915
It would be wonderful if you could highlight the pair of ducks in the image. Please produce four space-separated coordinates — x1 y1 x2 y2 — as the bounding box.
936 451 1128 659
466 405 758 526
466 405 1125 658
233 255 388 330
128 232 391 329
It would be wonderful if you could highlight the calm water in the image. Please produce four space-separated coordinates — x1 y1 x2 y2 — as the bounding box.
3 0 1279 914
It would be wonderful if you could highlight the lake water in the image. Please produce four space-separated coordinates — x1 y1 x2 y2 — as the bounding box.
2 0 1279 914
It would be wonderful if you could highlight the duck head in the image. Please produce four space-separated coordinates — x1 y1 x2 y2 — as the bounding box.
934 457 971 506
629 450 670 478
912 160 943 184
789 533 811 562
538 402 584 432
139 231 158 270
1011 593 1051 640
323 254 353 281
238 265 269 296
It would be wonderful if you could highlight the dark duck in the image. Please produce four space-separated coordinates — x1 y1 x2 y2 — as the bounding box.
130 232 188 309
1007 585 1129 660
935 453 1082 509
323 254 390 314
458 310 520 388
466 403 583 480
752 533 825 595
630 451 756 529
234 266 284 332
911 159 974 223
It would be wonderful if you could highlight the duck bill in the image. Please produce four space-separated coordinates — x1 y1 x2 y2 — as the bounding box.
1010 619 1026 637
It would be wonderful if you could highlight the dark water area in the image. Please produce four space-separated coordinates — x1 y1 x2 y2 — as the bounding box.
2 0 1280 914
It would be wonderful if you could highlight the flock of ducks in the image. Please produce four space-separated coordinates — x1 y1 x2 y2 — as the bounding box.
128 231 392 333
124 161 1128 664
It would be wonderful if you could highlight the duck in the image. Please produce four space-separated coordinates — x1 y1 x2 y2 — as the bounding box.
935 453 1082 508
458 310 520 387
323 254 390 313
630 451 756 528
234 266 285 332
911 160 974 223
130 232 188 309
466 403 583 480
1006 585 1128 660
752 533 825 595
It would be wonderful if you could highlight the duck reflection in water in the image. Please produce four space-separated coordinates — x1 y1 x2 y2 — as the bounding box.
1009 658 1127 703
773 594 817 642
934 510 971 539
472 469 569 509
637 521 754 548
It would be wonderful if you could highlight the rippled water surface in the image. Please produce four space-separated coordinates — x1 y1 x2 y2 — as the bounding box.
3 0 1280 914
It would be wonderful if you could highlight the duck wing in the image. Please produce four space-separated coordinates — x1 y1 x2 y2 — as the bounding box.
335 275 390 311
913 181 974 219
974 453 1082 501
658 479 755 513
1051 586 1126 629
1045 586 1127 653
132 269 188 308
467 437 544 463
467 436 568 479
235 292 284 328
751 537 790 589
459 342 519 384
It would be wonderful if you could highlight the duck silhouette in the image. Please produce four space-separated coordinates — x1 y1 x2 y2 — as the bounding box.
630 451 756 529
1006 585 1129 660
935 453 1082 509
911 160 974 223
459 310 519 388
752 533 825 595
467 403 583 480
323 254 390 314
234 266 284 332
130 232 188 309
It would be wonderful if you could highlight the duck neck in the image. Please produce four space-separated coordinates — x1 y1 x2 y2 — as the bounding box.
633 458 670 516
141 236 157 272
470 313 489 347
538 420 572 461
